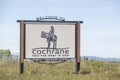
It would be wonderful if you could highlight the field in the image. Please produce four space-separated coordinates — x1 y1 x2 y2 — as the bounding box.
0 60 120 80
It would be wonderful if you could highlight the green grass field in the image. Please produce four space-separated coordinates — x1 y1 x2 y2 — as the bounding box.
0 60 120 80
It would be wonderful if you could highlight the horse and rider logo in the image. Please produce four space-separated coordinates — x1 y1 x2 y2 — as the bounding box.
41 26 57 49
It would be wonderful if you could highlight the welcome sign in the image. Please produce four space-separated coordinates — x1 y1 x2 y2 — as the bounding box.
25 22 76 59
18 18 83 74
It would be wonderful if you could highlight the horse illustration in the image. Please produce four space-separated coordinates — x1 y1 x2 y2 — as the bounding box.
41 26 57 49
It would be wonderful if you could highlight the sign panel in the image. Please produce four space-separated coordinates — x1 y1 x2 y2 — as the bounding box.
25 22 76 58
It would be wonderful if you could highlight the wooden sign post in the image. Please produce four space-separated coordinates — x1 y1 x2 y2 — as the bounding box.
76 22 80 73
20 20 25 74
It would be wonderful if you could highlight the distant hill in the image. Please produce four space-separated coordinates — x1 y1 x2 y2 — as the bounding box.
81 56 120 62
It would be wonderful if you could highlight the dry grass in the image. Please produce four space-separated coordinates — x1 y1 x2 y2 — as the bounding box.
0 60 120 80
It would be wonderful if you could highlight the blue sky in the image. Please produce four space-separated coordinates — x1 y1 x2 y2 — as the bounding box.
0 0 120 58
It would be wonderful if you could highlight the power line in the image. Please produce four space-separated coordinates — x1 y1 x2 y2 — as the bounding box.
23 0 38 17
35 0 49 15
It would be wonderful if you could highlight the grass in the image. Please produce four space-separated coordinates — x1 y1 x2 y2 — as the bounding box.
0 60 120 80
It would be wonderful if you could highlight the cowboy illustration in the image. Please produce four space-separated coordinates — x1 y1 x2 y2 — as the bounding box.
49 26 54 41
41 26 57 49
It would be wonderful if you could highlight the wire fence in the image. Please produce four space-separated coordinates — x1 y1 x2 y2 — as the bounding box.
0 55 75 63
1 55 120 63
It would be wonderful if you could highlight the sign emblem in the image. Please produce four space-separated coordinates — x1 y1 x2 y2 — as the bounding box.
31 25 71 58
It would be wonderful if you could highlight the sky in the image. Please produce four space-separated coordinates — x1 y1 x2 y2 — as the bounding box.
0 0 120 58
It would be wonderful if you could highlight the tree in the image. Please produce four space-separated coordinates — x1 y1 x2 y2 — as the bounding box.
84 56 88 60
0 49 11 58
